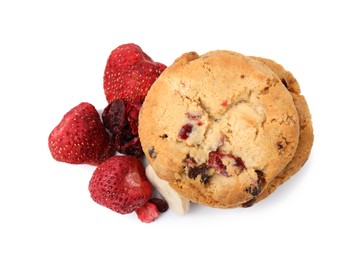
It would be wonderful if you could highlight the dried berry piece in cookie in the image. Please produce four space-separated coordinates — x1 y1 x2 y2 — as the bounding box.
208 152 246 176
178 124 193 140
208 152 228 176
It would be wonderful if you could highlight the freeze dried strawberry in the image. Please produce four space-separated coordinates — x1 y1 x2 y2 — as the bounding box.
103 43 167 104
89 156 152 214
48 102 115 165
135 202 160 223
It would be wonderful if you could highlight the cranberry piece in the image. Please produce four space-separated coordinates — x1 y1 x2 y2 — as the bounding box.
149 198 169 213
208 152 228 176
178 124 193 140
125 102 141 136
116 136 143 157
102 99 126 135
234 157 247 171
221 100 228 107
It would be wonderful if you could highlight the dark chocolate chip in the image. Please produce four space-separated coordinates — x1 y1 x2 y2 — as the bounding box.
241 197 256 208
159 134 168 139
277 142 284 150
148 146 158 158
255 169 266 191
281 78 288 88
188 163 208 180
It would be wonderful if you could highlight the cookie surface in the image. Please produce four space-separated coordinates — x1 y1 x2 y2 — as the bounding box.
139 50 300 208
249 57 314 202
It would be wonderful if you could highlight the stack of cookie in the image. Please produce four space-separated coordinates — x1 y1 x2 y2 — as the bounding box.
139 50 313 209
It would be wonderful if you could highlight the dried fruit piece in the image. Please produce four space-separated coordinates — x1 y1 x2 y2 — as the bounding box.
125 102 141 136
102 100 144 157
89 156 152 214
102 99 126 135
178 124 193 140
48 102 115 165
103 43 167 104
135 202 160 223
208 152 228 176
116 136 143 157
149 198 169 213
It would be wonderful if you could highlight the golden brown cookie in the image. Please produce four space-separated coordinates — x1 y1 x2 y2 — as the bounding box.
249 57 314 203
139 50 300 208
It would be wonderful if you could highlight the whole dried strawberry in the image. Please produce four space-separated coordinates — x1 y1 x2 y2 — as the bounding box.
48 102 115 165
103 43 167 104
89 156 152 214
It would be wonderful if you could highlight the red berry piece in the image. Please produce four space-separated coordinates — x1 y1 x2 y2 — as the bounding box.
103 43 167 104
178 124 193 140
102 99 126 135
135 202 160 223
89 156 152 214
149 198 169 213
48 102 115 165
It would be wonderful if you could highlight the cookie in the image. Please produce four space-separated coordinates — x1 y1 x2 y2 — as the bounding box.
139 50 300 208
249 57 314 203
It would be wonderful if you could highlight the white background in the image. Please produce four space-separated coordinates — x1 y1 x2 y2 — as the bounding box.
1 0 362 259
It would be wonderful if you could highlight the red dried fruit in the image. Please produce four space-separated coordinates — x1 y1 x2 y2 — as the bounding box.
48 102 115 165
102 100 144 157
149 198 169 213
103 43 167 104
186 112 201 120
117 136 143 158
125 102 141 136
234 156 247 171
208 152 228 176
135 202 160 223
221 100 228 107
208 152 247 176
178 124 193 140
102 99 126 135
89 156 152 214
